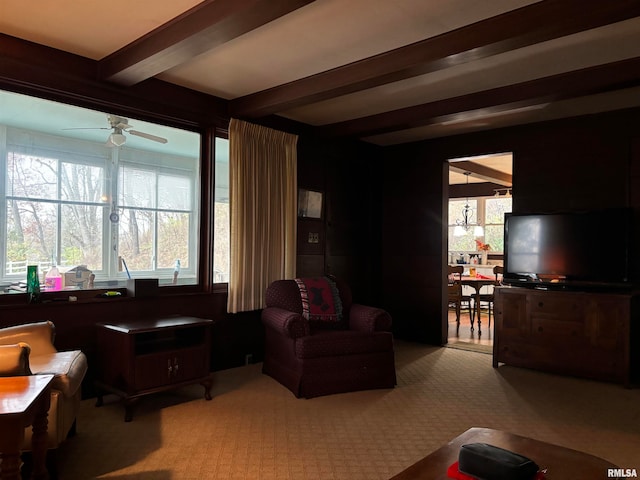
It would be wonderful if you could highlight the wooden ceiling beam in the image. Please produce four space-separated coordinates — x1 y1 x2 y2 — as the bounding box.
450 162 512 187
98 0 316 86
229 0 640 118
319 56 640 139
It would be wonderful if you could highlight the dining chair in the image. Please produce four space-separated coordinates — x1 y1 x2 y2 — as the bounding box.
473 265 503 328
447 265 474 327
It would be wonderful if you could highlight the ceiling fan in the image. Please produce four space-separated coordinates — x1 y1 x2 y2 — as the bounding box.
65 114 168 147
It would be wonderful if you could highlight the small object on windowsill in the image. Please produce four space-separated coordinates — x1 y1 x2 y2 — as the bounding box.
98 291 122 298
7 282 27 293
173 259 180 285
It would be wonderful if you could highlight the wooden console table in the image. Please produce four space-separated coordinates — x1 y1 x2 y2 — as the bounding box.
0 374 53 480
390 427 618 480
494 287 636 386
95 316 214 421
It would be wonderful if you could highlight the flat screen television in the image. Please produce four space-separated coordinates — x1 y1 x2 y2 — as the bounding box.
503 208 632 290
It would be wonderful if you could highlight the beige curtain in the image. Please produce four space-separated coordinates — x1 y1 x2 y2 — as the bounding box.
227 118 298 313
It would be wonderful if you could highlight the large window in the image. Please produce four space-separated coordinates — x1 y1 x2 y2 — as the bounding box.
483 196 513 252
0 90 201 289
213 137 229 283
448 196 512 253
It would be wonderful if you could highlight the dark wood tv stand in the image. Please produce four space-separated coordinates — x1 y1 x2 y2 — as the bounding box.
95 316 214 421
494 286 638 387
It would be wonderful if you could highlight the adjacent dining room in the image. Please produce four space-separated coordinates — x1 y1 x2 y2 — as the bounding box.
446 153 512 353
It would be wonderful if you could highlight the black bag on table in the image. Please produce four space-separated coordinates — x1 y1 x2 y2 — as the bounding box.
458 443 540 480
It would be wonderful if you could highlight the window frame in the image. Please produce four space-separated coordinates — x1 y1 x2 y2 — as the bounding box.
448 195 512 254
0 98 206 291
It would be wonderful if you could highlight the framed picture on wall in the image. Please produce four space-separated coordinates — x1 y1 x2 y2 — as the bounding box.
298 188 323 219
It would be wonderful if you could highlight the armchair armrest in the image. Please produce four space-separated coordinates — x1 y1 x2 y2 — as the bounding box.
0 342 32 376
262 307 310 339
349 304 392 332
0 321 57 356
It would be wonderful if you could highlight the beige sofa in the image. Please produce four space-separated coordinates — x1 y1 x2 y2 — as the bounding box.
0 321 88 451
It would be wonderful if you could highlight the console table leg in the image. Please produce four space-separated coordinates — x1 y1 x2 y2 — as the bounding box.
202 379 213 401
124 398 139 422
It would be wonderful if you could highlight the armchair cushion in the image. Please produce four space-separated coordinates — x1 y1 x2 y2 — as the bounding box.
294 276 343 323
266 277 351 331
0 342 32 376
295 330 393 359
0 320 57 356
349 304 392 332
261 307 310 339
30 350 87 398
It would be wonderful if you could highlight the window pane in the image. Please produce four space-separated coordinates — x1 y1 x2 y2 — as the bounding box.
485 197 512 224
6 200 57 267
158 174 190 210
157 212 190 269
118 209 154 271
448 227 477 251
120 166 155 208
214 137 230 283
484 225 505 253
61 204 103 270
61 162 104 203
7 154 58 200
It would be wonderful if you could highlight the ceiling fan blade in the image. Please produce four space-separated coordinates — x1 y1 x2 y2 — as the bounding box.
62 127 110 131
128 130 168 144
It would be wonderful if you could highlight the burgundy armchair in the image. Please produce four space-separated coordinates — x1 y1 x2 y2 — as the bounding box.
261 277 396 398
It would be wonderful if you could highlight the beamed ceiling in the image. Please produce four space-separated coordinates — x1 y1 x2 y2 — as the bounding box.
1 0 640 151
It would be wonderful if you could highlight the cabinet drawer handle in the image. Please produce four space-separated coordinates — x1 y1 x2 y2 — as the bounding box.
174 358 179 377
168 359 173 377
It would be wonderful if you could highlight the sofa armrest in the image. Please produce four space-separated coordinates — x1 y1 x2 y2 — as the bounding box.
349 304 392 332
0 321 57 355
0 342 32 376
0 321 57 356
262 307 310 339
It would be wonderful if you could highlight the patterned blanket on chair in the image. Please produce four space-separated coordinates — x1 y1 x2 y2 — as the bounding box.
294 276 343 323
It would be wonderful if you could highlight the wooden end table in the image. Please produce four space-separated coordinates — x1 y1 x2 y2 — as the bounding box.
390 427 619 480
0 374 54 480
95 316 214 422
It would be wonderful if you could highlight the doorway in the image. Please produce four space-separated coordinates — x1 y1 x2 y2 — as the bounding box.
445 153 513 352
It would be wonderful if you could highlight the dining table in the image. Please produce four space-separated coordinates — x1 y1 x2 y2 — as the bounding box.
460 275 499 329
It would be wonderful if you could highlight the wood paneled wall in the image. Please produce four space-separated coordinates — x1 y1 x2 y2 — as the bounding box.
382 108 640 344
296 136 385 305
2 32 640 367
381 143 448 343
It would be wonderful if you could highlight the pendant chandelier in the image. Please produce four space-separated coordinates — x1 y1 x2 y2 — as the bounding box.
454 172 483 237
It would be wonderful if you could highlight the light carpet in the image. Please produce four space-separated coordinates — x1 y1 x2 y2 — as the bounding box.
444 342 492 355
55 341 640 479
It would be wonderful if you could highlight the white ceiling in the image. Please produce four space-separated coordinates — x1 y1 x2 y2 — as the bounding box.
1 0 639 165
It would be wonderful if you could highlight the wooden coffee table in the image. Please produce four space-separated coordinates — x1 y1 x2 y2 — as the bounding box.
389 427 618 480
